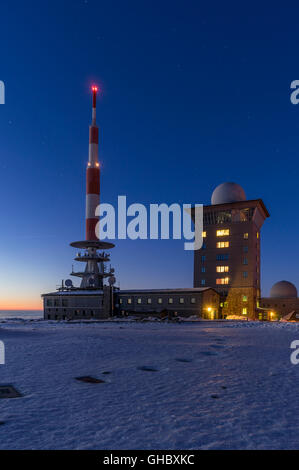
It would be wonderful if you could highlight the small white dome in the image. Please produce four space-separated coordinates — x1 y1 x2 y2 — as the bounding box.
211 182 246 205
270 281 298 299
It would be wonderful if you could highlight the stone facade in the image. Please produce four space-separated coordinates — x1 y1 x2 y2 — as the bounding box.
193 199 269 319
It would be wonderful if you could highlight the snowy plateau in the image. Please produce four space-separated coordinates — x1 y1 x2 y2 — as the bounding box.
0 320 299 450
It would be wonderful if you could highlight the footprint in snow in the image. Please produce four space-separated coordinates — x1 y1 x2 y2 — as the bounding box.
175 358 193 363
199 351 218 356
137 366 159 372
75 376 106 384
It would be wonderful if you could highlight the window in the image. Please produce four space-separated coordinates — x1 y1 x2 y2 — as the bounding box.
46 299 52 307
217 254 229 261
202 231 207 238
242 308 248 315
137 298 141 304
244 233 248 239
216 277 229 285
201 279 206 286
201 255 206 261
168 298 173 304
243 257 248 265
217 241 229 248
179 298 184 304
257 232 259 239
62 299 68 307
216 229 230 236
158 298 162 304
147 298 152 304
202 242 206 249
119 299 123 304
224 302 228 307
242 295 248 302
220 302 223 307
216 266 229 272
191 298 196 304
127 298 132 304
54 299 59 307
243 246 248 253
201 267 206 273
243 271 248 278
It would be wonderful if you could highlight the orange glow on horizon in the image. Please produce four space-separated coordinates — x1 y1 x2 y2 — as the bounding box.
0 298 43 311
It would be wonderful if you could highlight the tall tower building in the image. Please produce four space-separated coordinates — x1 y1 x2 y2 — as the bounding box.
42 87 116 320
70 86 115 290
193 182 269 319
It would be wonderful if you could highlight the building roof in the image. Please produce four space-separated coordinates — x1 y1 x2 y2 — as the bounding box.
42 290 104 297
203 198 270 218
118 287 218 294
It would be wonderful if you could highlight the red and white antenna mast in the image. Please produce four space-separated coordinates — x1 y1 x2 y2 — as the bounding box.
86 85 100 240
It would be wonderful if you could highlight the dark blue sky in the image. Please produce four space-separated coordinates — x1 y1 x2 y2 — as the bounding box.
0 0 298 308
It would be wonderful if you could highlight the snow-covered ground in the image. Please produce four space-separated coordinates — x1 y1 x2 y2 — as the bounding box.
0 320 299 449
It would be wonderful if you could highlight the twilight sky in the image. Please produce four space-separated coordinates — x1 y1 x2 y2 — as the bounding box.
0 0 299 309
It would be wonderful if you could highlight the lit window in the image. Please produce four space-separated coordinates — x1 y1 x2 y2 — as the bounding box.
119 299 123 304
201 255 206 261
168 298 173 304
257 232 259 239
243 258 248 265
242 308 247 315
242 295 248 302
216 277 229 285
158 298 162 304
216 229 230 236
201 267 206 273
137 298 141 304
202 242 206 249
201 279 206 285
147 298 152 304
191 298 196 304
202 231 207 238
220 302 223 307
179 298 184 304
243 246 248 253
127 298 132 304
244 233 248 239
243 271 248 278
217 241 229 248
224 301 228 307
216 266 229 272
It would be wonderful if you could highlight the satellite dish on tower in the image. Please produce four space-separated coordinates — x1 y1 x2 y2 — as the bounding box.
65 279 73 287
108 276 116 286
